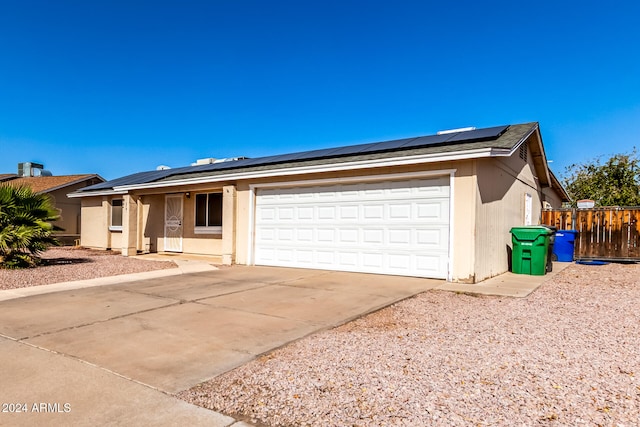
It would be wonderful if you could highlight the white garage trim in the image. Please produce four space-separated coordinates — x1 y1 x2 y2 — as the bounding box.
247 170 455 279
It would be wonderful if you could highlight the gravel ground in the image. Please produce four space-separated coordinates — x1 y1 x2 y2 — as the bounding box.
0 247 177 290
178 263 640 426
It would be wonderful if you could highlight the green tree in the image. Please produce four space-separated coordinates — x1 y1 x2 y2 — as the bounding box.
562 149 640 207
0 184 61 268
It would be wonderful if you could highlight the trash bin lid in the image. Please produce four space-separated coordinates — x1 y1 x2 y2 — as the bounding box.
557 229 578 235
510 226 554 240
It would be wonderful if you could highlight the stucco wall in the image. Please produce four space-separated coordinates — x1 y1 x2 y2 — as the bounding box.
81 196 126 251
48 180 101 244
140 194 165 252
79 154 559 282
49 188 79 236
542 185 564 208
80 197 108 249
473 143 544 282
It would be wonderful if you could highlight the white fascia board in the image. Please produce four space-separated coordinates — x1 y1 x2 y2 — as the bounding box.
248 169 457 190
114 148 504 192
67 189 128 198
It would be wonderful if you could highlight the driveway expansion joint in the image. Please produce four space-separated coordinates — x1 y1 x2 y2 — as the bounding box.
17 300 185 340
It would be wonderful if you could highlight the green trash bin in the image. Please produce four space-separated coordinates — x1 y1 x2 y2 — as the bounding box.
510 226 554 275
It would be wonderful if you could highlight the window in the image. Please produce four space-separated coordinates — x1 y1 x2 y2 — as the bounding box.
195 193 222 233
110 199 123 231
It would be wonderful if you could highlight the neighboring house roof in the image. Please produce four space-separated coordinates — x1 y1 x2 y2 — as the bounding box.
0 174 17 182
548 169 570 202
72 122 569 201
4 175 105 194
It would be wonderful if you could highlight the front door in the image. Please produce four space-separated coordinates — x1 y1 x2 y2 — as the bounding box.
164 194 183 252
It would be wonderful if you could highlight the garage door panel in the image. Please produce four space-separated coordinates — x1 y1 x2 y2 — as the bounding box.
362 252 384 268
388 229 411 245
277 228 295 241
255 178 450 278
317 207 336 219
317 229 335 242
415 254 447 277
339 206 359 219
339 229 358 244
388 253 411 270
364 205 384 219
389 203 412 219
278 207 295 220
416 200 448 220
316 251 334 265
337 252 358 267
363 229 384 244
296 229 313 241
296 250 314 264
416 227 448 247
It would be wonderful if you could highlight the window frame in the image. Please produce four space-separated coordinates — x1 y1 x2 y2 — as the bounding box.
194 192 223 234
109 199 123 231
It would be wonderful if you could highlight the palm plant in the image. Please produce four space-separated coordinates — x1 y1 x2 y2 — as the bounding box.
0 184 62 268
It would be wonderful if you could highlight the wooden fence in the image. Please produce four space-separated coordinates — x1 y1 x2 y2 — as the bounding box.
541 208 640 261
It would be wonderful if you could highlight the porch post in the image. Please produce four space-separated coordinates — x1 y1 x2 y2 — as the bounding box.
222 185 237 265
102 196 111 250
121 194 138 256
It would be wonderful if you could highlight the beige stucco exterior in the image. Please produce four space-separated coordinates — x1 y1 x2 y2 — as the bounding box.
78 144 564 283
75 123 569 283
473 142 547 281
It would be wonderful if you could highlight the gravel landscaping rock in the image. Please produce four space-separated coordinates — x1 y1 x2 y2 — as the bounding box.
0 247 177 290
178 263 640 426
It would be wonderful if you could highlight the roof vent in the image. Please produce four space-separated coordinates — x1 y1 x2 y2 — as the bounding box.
213 157 248 163
437 127 476 135
192 158 216 166
156 165 171 170
17 162 52 177
191 157 248 166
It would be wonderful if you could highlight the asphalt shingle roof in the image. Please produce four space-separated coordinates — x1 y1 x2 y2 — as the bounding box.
80 122 537 193
4 175 102 193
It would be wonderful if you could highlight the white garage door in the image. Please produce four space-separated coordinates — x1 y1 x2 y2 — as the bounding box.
254 177 450 279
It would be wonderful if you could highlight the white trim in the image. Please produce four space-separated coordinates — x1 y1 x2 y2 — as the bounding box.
194 226 222 235
110 199 124 230
448 170 455 282
251 169 457 190
246 169 456 271
247 185 256 265
68 189 128 198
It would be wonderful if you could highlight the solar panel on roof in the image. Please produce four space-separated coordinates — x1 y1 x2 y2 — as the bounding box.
444 125 509 143
363 137 419 153
82 124 514 191
398 133 453 149
80 168 178 191
325 142 380 157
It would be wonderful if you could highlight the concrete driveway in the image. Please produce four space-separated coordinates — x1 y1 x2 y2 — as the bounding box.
0 265 440 426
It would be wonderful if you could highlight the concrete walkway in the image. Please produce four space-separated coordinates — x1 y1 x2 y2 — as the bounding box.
0 257 218 302
435 261 572 297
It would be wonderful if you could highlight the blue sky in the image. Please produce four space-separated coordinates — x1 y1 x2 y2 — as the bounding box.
1 1 639 181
